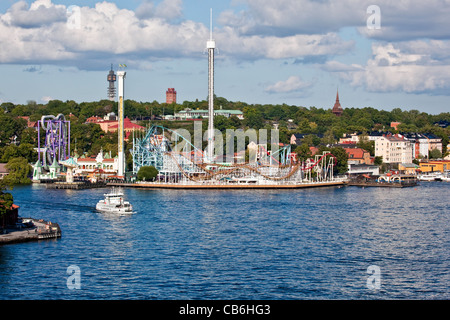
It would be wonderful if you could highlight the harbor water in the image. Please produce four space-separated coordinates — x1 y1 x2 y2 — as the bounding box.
0 182 449 299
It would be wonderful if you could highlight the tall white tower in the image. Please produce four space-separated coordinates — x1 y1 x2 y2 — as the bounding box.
206 8 215 163
117 70 126 177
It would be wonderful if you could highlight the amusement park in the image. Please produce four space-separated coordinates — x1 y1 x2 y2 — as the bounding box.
30 111 344 189
130 124 342 187
30 13 346 190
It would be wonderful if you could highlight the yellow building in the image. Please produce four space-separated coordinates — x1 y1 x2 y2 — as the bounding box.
399 163 419 174
419 160 450 173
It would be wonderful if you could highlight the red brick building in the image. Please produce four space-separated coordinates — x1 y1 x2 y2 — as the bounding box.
166 88 177 104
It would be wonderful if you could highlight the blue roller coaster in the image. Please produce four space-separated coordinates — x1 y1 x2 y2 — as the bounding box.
131 124 336 185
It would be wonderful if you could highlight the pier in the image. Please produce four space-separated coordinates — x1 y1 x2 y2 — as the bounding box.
108 180 347 189
45 181 107 189
347 174 418 188
0 218 61 245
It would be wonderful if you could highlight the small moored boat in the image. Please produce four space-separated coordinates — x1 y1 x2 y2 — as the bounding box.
418 172 443 181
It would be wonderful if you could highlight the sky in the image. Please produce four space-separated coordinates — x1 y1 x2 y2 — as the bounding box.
0 0 449 114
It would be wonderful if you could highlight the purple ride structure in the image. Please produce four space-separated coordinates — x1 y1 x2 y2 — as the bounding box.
33 114 71 181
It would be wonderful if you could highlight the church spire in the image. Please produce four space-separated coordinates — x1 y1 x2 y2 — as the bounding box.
332 89 343 116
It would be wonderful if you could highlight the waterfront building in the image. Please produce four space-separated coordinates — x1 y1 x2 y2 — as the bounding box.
31 157 61 181
418 160 450 173
404 133 429 159
399 163 419 174
32 160 42 181
403 133 443 159
347 163 380 176
375 135 413 164
73 149 119 177
49 157 61 179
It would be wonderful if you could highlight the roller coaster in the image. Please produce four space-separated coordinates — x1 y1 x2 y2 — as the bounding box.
37 114 70 168
132 125 337 185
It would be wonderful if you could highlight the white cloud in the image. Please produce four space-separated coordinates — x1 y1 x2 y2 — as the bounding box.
154 0 183 21
330 41 450 94
0 0 208 67
217 28 354 60
222 0 450 41
358 1 450 41
0 0 355 69
265 76 312 94
135 0 183 21
219 0 365 36
4 0 66 28
321 60 364 73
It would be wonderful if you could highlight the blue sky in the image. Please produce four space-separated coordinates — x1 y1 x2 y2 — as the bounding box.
0 0 449 114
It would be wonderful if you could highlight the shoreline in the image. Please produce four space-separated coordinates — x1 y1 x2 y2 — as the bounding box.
107 180 347 189
0 218 61 245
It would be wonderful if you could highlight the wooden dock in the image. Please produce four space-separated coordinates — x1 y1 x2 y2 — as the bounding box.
348 182 409 188
0 219 61 245
46 181 107 189
107 181 347 189
348 174 418 188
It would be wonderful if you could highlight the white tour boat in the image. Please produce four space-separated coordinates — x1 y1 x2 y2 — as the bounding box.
96 188 133 213
442 171 450 182
417 172 443 181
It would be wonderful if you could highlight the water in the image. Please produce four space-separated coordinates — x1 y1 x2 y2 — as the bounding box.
0 182 449 300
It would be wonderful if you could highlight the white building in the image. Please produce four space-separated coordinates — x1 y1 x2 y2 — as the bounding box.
74 149 119 176
404 133 429 159
375 135 413 164
423 133 443 153
174 108 244 120
347 163 380 176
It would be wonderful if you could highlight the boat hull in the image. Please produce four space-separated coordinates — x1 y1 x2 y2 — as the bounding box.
96 203 133 213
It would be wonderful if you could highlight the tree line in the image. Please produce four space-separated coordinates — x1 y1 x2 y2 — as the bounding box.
0 98 449 180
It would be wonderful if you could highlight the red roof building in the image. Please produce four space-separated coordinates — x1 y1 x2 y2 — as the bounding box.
343 146 373 165
86 116 103 123
108 117 145 133
85 116 145 140
17 116 38 128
